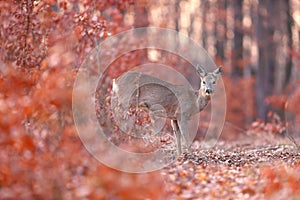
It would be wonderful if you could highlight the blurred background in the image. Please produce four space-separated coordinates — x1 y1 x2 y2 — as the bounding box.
128 0 300 132
0 0 300 199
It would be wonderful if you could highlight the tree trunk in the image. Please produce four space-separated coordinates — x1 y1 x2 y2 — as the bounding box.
255 0 277 119
201 1 209 49
175 0 180 32
284 0 293 87
214 0 227 61
232 0 243 78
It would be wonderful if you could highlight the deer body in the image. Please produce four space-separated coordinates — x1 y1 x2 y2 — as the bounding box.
112 66 222 155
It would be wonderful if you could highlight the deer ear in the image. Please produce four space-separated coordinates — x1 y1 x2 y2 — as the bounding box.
213 66 222 78
196 64 207 77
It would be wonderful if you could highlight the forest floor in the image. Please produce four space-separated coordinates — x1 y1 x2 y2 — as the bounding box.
162 136 300 200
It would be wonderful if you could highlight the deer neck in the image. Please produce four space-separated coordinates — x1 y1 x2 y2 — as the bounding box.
197 90 211 111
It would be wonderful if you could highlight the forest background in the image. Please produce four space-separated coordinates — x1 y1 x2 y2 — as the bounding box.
1 0 300 199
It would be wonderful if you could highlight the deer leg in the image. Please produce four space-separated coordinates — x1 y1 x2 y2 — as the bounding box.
178 118 191 153
171 119 181 155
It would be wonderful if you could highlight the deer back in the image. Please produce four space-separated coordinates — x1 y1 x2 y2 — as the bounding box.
113 71 199 119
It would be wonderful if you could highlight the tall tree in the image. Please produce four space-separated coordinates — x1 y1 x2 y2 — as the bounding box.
201 1 209 49
284 0 293 87
175 0 180 32
255 0 278 118
214 0 227 62
232 0 243 78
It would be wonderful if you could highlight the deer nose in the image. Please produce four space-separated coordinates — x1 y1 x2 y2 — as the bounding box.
205 89 212 94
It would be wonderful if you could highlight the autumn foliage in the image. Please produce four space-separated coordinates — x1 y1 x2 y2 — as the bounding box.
0 1 167 199
1 0 300 199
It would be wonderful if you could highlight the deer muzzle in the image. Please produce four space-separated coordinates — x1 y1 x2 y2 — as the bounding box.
205 89 212 94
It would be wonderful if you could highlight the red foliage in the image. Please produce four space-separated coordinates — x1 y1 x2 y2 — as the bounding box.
248 112 286 135
1 1 299 199
0 1 167 199
262 162 300 198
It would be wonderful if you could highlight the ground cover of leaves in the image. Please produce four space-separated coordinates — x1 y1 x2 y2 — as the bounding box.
162 140 300 200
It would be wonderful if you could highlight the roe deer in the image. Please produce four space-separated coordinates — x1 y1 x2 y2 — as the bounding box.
111 65 222 155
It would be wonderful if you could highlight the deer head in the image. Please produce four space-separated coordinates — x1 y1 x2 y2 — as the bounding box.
197 65 222 100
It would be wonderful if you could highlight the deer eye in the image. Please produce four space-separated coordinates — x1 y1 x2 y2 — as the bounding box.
202 81 206 85
213 81 216 84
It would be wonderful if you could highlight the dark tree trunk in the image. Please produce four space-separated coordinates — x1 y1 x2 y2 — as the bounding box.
232 0 243 78
188 13 195 37
215 0 227 61
175 0 180 32
201 1 209 49
285 0 293 87
255 0 277 119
